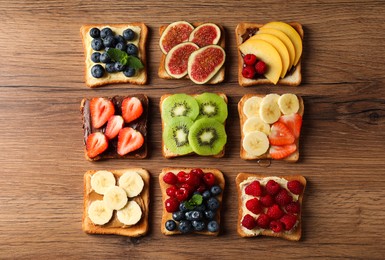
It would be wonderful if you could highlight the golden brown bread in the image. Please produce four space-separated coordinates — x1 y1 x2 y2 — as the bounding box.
235 22 303 87
80 23 148 88
236 173 306 241
158 22 225 84
159 168 225 235
82 168 150 237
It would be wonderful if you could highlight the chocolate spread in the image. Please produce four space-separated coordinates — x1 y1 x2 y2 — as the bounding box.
241 27 259 43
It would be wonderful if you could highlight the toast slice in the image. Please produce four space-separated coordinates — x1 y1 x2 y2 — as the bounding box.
159 168 225 235
238 93 304 162
158 22 225 84
80 23 148 88
235 22 303 87
82 168 150 237
80 95 148 161
236 173 306 241
160 93 228 158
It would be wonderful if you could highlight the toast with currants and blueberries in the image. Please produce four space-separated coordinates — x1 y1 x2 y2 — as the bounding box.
236 173 306 241
82 168 150 237
160 92 228 158
80 23 148 88
80 95 148 161
159 168 225 235
235 21 303 87
158 21 226 84
238 93 304 162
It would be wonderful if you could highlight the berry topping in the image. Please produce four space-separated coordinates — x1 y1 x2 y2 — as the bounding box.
163 172 178 185
99 52 111 63
196 184 207 193
242 65 256 79
246 198 263 215
241 214 257 230
177 171 188 183
275 189 293 206
126 43 139 56
166 185 178 197
260 194 274 207
255 60 267 75
206 197 220 210
175 187 190 202
89 97 115 128
269 144 297 160
91 52 101 63
278 114 303 139
266 204 284 220
285 201 301 214
256 213 271 229
245 180 263 197
165 220 177 231
287 180 304 195
91 38 104 51
204 210 216 220
210 185 222 196
172 211 184 221
165 197 179 213
265 180 281 196
89 27 100 38
203 172 216 187
105 63 115 73
269 220 284 233
280 214 297 231
243 54 257 65
117 127 144 156
86 132 108 159
91 64 105 78
123 28 135 41
207 220 219 232
269 122 295 146
185 172 201 188
121 97 143 124
202 190 211 200
105 115 124 140
190 168 204 179
178 220 193 233
123 67 136 77
114 62 126 72
192 220 206 231
100 27 113 38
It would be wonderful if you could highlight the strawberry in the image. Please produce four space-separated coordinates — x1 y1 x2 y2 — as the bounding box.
278 113 302 138
90 97 115 128
105 115 124 140
269 144 297 160
121 97 143 123
269 122 295 146
86 132 108 158
117 127 144 156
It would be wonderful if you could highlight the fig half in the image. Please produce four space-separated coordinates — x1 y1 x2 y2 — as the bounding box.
189 23 221 48
165 42 199 78
159 21 194 54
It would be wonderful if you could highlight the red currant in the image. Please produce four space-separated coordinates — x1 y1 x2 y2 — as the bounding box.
165 197 179 212
177 171 188 183
203 172 216 187
185 172 200 188
166 185 177 197
190 168 204 179
175 187 189 202
163 172 177 185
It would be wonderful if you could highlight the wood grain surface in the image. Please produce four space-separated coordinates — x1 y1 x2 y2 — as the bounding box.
1 0 385 259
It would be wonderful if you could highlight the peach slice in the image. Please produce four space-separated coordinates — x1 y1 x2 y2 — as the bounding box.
239 38 282 84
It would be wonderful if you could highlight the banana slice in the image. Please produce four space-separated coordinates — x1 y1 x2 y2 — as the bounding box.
243 96 263 118
117 200 142 226
243 117 271 135
103 186 128 210
118 171 144 198
278 93 299 115
91 170 116 195
88 200 113 225
243 131 269 156
259 94 281 124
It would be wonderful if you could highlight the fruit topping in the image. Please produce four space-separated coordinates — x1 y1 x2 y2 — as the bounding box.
88 200 113 225
203 172 216 187
117 127 144 156
90 97 115 128
256 213 270 229
268 122 295 146
117 200 142 226
242 65 256 79
165 42 199 78
246 198 263 214
105 115 124 140
269 220 284 233
287 180 304 195
269 144 297 160
241 214 257 230
242 131 269 157
121 97 143 123
260 194 274 207
123 28 135 41
103 186 128 210
245 180 263 197
163 172 178 185
118 170 144 198
280 214 297 231
165 197 180 213
163 117 194 156
86 132 108 159
91 64 105 78
243 54 257 66
189 23 221 48
255 60 267 75
278 93 300 115
285 201 301 214
275 189 293 206
162 94 200 122
266 204 284 220
195 92 228 123
278 113 302 139
89 27 100 38
160 21 194 54
90 170 116 195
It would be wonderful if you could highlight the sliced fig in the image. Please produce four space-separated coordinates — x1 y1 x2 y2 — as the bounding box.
187 45 226 84
159 21 194 54
189 23 221 48
165 42 199 78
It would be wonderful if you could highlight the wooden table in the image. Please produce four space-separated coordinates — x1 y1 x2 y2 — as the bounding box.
1 0 385 258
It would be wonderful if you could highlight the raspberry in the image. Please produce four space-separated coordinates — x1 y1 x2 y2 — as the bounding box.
177 171 188 183
196 183 207 193
255 60 267 75
166 185 177 197
280 214 297 231
241 214 257 230
245 180 263 197
265 180 281 196
260 194 274 207
285 201 300 214
269 220 284 233
256 213 270 229
242 65 256 79
243 54 257 66
287 180 304 195
246 198 263 214
163 172 177 185
275 189 293 206
203 172 216 187
165 197 179 212
266 204 284 220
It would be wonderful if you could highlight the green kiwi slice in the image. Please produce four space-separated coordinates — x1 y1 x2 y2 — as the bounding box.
188 118 227 156
162 94 199 122
163 116 194 155
195 92 228 123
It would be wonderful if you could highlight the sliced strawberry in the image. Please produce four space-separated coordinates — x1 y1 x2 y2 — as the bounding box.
269 122 295 145
105 115 124 140
86 132 108 158
269 144 297 160
117 127 144 156
90 97 115 128
278 113 302 138
121 97 143 123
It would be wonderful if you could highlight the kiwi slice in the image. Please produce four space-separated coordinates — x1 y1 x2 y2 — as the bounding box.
163 116 194 155
195 93 228 123
188 118 227 156
162 94 199 122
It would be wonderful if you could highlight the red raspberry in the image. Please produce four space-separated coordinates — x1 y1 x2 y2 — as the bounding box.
275 189 293 206
196 183 207 193
203 172 216 187
175 187 189 202
163 172 177 185
242 65 256 79
165 197 179 212
256 213 270 229
166 185 177 197
269 220 284 233
287 180 304 195
180 183 194 194
177 171 188 183
266 204 284 220
185 172 201 188
246 198 263 215
285 201 301 214
280 214 297 231
245 180 263 197
265 180 281 196
260 194 274 207
190 168 204 179
241 214 257 230
243 54 257 66
255 60 267 75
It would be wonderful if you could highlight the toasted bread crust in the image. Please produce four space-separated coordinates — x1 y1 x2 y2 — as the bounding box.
159 168 225 235
80 23 148 88
235 22 303 87
236 173 306 241
158 22 225 84
82 168 150 237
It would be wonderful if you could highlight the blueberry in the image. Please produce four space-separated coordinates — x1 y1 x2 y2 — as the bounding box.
114 62 126 72
115 41 127 51
105 63 115 73
91 38 104 51
91 52 101 63
210 185 222 196
194 203 206 212
192 220 206 231
115 35 125 44
206 197 220 210
123 67 136 77
191 210 203 221
89 27 100 38
172 211 184 221
202 190 211 200
204 210 216 220
185 211 193 221
91 64 104 78
126 43 138 55
100 27 113 38
178 220 193 234
165 220 177 231
179 202 188 212
123 28 135 41
207 220 219 232
103 35 116 48
99 52 111 63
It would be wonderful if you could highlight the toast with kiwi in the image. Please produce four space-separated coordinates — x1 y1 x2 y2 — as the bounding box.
82 168 150 237
159 168 225 235
235 22 303 87
160 92 228 158
236 173 306 241
80 23 148 88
